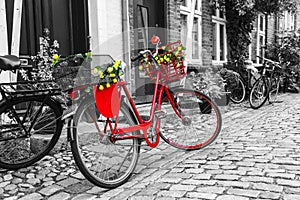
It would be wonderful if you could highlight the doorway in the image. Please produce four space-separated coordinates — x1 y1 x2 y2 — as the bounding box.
133 0 167 103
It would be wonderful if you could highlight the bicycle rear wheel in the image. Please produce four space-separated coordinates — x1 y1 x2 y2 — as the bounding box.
249 77 269 109
229 77 246 103
160 89 222 150
70 97 140 188
0 96 63 169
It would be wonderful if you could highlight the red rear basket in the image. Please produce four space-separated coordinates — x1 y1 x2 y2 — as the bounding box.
94 84 120 118
140 41 186 83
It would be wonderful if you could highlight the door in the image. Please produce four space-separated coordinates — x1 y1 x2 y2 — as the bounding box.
7 0 89 57
133 0 166 103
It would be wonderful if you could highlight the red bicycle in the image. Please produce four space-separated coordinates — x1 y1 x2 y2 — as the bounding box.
69 36 222 188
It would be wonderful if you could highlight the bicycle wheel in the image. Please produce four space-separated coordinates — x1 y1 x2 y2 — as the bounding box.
269 77 280 104
0 96 63 169
159 89 222 150
70 96 140 188
229 77 246 103
249 77 269 109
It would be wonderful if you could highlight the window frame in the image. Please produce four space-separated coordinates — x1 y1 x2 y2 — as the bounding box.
180 0 202 63
212 5 227 65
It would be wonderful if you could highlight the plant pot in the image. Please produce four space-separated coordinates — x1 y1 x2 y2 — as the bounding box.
94 84 120 118
213 92 230 106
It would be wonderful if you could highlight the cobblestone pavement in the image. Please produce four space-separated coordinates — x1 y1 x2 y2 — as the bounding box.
1 93 300 200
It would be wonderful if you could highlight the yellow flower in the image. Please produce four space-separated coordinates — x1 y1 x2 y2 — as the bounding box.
178 46 182 51
99 71 104 78
115 60 121 65
110 73 116 77
106 82 111 88
99 85 104 90
107 67 114 73
85 51 92 58
93 68 98 74
113 78 118 83
53 54 59 60
139 66 143 71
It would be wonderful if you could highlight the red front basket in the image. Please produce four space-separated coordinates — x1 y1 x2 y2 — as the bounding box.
94 84 120 118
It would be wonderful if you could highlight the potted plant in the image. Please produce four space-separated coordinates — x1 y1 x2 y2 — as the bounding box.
188 68 229 106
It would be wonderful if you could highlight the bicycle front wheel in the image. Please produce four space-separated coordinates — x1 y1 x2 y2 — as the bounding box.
249 77 269 109
160 89 222 150
70 97 140 189
0 96 63 169
229 77 246 104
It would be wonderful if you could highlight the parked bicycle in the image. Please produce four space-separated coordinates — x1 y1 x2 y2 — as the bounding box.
0 54 90 169
249 56 282 109
221 60 261 104
69 36 222 188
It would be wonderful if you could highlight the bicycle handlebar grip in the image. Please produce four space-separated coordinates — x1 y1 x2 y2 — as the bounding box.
131 54 144 62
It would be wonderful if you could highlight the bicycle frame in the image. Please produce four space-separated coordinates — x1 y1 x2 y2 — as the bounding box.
99 69 184 148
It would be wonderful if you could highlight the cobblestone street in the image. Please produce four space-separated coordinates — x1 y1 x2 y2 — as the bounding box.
1 93 300 200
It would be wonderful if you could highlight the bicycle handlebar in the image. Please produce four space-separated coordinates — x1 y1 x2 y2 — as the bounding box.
131 38 160 62
256 55 281 68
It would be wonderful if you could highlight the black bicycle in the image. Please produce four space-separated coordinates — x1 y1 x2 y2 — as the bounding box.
0 54 92 169
222 60 261 104
249 56 282 109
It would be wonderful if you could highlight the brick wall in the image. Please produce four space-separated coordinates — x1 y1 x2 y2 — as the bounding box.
201 0 213 68
167 0 181 43
267 14 276 44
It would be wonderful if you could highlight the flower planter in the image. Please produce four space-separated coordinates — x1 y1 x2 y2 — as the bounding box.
94 84 120 118
213 92 230 106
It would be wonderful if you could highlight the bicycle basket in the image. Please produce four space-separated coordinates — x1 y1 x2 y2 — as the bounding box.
94 84 120 118
140 41 186 82
52 55 89 91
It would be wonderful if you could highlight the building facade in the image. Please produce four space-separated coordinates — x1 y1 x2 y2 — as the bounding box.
0 0 299 98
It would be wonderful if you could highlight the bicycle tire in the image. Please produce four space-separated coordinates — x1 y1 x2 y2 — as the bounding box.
249 77 269 109
268 76 280 104
229 77 246 103
159 88 222 150
0 96 63 169
70 96 140 188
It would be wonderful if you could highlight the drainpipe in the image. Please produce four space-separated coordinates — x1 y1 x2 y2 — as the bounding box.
122 0 132 94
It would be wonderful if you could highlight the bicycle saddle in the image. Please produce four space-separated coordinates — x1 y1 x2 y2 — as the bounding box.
0 55 21 71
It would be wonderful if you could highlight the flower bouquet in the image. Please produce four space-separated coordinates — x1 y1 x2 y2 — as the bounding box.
93 60 125 118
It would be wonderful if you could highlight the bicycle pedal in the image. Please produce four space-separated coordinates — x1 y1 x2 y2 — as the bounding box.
155 110 167 119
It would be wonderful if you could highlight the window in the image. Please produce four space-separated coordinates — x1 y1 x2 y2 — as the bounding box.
212 4 227 63
192 18 199 59
180 15 187 43
180 0 202 62
256 14 265 64
137 5 149 50
259 15 264 31
284 11 296 31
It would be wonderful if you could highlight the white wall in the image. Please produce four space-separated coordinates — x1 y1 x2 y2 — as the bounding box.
88 0 124 61
0 0 10 83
